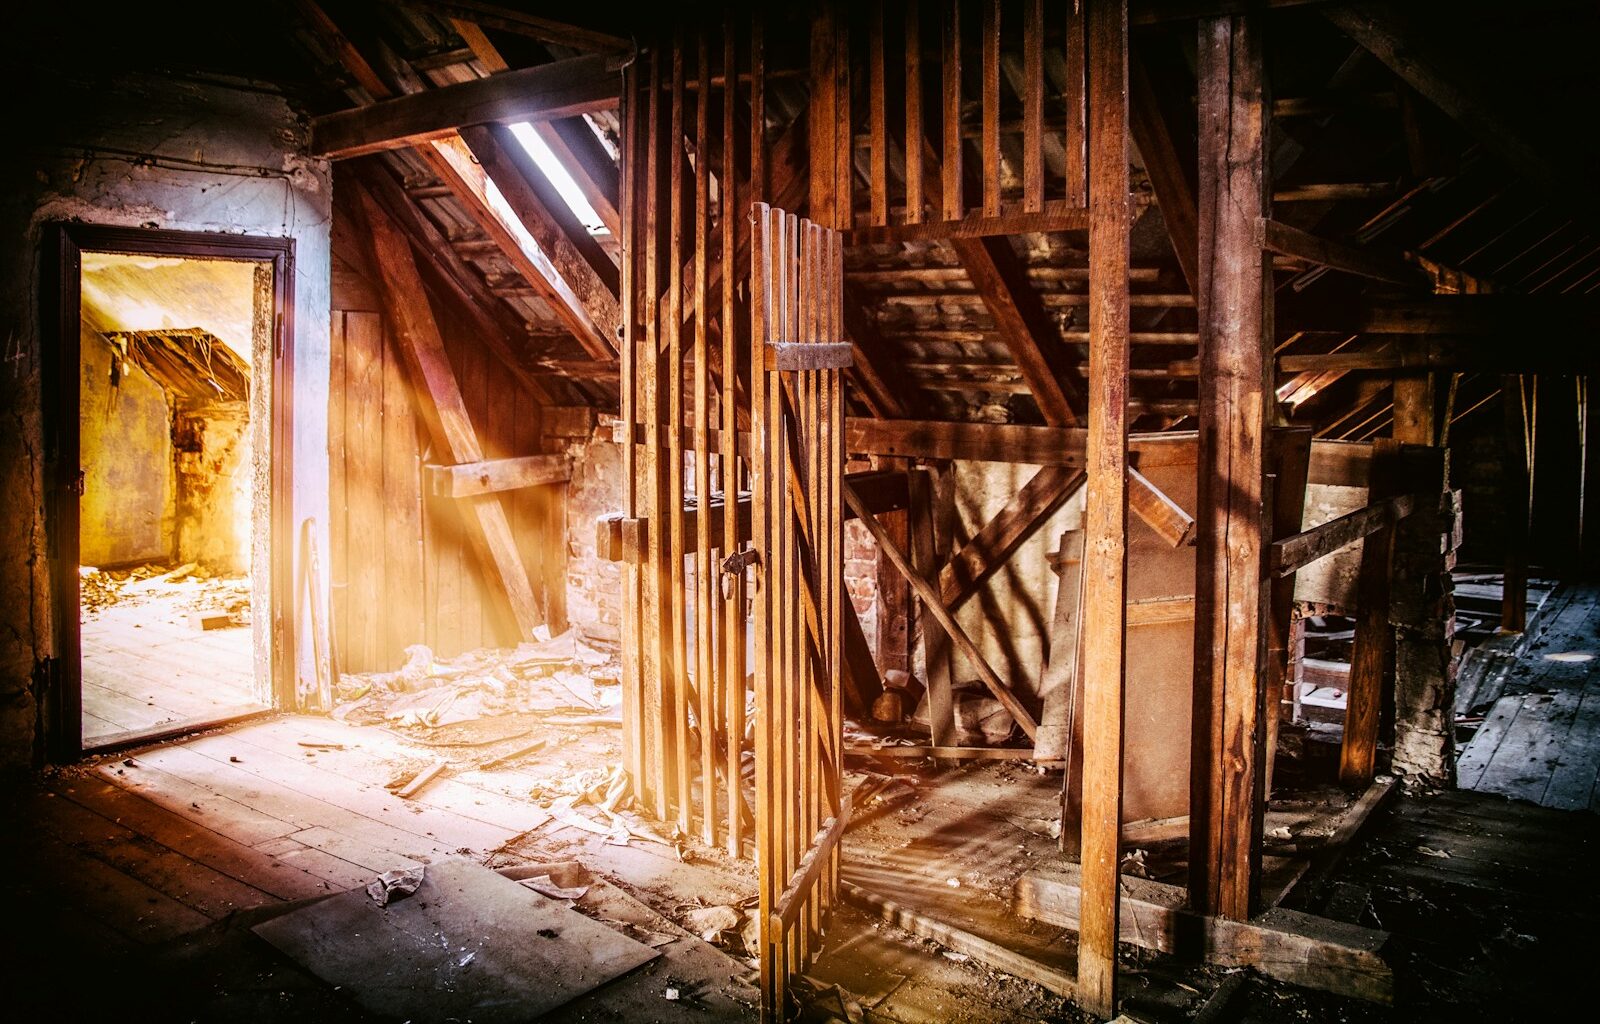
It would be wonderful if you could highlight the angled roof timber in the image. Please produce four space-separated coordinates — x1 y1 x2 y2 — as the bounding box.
297 0 617 362
1130 51 1200 297
311 53 620 160
1325 4 1592 220
451 19 621 238
391 0 630 53
454 125 621 358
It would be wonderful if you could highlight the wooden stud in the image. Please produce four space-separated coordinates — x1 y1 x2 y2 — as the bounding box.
1022 0 1045 214
669 33 692 835
723 9 746 860
942 0 963 222
869 1 889 227
1063 2 1088 207
694 27 716 849
904 0 924 225
1076 0 1132 1013
981 0 1001 217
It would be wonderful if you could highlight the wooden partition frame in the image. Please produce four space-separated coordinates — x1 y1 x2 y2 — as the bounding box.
41 224 295 760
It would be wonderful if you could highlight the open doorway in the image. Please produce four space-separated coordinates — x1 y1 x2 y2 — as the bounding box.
48 226 295 755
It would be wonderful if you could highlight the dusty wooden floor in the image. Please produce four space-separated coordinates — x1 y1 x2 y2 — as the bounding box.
1457 583 1600 810
81 586 260 745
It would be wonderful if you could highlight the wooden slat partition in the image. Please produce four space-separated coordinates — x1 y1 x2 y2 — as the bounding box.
619 12 771 893
751 203 848 1022
844 0 1090 242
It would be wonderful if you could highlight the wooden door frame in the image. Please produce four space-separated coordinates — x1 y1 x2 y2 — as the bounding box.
41 223 296 760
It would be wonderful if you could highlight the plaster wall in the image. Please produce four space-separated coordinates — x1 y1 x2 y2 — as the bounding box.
79 322 176 567
0 69 330 764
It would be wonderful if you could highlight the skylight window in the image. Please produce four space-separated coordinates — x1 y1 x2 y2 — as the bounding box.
508 122 607 236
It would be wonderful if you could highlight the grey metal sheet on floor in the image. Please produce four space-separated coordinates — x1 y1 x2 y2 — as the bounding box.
252 859 659 1022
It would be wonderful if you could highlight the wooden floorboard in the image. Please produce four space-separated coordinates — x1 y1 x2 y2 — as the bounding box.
48 773 332 901
1457 583 1600 809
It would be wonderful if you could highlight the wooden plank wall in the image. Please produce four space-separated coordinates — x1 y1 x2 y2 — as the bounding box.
328 266 565 674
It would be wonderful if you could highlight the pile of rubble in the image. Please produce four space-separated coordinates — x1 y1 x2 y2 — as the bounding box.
79 561 250 625
333 629 622 733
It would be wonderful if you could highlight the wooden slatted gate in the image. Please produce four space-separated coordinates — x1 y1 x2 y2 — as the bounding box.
749 203 850 1020
618 27 848 1020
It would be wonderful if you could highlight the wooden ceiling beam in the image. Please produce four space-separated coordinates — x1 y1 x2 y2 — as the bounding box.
1257 217 1423 288
311 53 619 160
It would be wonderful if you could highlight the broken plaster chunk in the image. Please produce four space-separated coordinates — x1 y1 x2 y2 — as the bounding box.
683 904 741 941
366 866 425 906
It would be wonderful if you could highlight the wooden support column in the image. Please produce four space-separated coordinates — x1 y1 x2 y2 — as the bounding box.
1076 0 1131 1016
1340 440 1400 788
1392 373 1436 445
1388 446 1457 784
1190 11 1270 923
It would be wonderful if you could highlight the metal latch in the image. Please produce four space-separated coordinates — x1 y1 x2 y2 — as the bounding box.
720 548 761 599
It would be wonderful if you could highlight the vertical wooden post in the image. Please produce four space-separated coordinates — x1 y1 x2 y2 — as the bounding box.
1393 373 1436 445
1191 11 1270 922
1076 0 1130 1016
942 0 963 222
904 0 924 224
1265 428 1311 798
1502 375 1529 631
619 59 644 792
1340 439 1400 788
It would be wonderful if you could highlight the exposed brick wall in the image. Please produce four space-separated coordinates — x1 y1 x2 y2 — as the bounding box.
560 416 623 641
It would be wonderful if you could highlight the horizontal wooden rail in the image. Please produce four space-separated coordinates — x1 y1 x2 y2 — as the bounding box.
770 792 853 933
845 203 1090 244
311 54 619 159
1015 862 1393 1003
595 469 909 561
1256 217 1421 287
1269 493 1417 578
427 454 571 497
843 418 1199 467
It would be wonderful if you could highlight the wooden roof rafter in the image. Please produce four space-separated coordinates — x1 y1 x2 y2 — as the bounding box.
294 0 620 374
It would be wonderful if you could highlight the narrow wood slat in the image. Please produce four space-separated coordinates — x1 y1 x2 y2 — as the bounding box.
869 2 888 227
669 33 692 835
642 48 669 819
1063 3 1088 206
981 0 1001 217
942 0 963 221
750 201 776 1017
722 10 745 859
1022 0 1045 213
904 0 923 224
618 57 641 795
694 27 716 849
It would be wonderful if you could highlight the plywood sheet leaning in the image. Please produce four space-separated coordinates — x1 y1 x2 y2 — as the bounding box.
252 859 658 1022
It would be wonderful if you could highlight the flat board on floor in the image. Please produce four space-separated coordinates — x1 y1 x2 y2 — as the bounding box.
252 859 659 1022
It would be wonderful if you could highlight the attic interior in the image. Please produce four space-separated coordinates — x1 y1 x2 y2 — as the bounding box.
3 1 1598 1022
